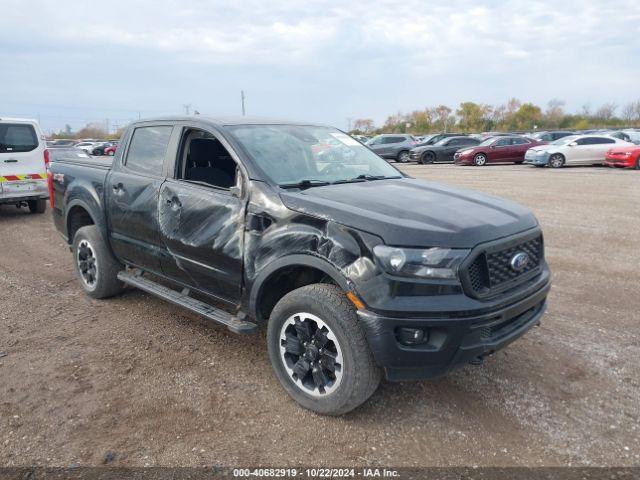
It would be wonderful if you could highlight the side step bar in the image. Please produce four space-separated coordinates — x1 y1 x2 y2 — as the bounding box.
117 271 257 334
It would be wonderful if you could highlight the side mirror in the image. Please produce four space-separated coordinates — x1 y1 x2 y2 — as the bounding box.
490 145 496 149
568 142 577 147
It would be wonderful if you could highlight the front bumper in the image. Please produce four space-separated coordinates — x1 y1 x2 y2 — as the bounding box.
524 152 550 165
454 156 473 165
604 158 635 168
357 279 550 381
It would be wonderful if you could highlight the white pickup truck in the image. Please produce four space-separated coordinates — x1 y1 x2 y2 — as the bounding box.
0 117 49 213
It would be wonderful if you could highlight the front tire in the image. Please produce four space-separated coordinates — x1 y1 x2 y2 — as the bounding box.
474 153 487 166
72 225 124 299
420 151 435 164
267 284 381 416
28 198 46 214
397 150 410 163
549 153 565 168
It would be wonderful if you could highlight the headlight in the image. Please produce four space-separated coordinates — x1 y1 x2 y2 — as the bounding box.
373 245 470 280
537 150 547 155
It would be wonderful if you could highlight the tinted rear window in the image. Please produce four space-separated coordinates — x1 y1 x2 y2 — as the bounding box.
125 126 173 176
0 123 38 153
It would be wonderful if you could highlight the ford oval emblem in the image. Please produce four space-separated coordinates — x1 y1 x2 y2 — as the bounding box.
510 252 530 272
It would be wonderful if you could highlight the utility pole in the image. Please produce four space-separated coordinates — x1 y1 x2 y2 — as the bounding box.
346 117 353 132
241 91 246 116
183 104 192 116
105 118 110 135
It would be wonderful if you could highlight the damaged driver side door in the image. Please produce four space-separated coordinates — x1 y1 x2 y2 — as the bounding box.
158 127 245 304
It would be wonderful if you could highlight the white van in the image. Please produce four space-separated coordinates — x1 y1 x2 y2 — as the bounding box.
0 117 49 213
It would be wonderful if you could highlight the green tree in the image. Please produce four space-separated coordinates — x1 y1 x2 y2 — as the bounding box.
456 102 492 132
513 103 543 130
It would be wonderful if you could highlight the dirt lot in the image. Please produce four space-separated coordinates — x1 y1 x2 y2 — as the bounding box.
0 164 638 468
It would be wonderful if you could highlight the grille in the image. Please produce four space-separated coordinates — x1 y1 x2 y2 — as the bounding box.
465 235 543 296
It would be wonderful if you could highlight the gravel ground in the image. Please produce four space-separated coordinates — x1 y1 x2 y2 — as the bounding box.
0 163 638 468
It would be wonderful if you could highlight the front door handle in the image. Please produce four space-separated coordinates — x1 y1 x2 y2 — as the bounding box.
3 159 18 163
112 183 124 193
166 197 181 209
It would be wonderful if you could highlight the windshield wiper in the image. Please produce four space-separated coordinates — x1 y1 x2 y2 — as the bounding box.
279 179 331 190
355 174 402 181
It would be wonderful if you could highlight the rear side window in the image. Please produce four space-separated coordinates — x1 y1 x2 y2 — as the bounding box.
125 126 173 176
593 137 615 144
0 123 38 153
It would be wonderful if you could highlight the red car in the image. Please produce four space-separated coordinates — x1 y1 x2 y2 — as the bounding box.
454 135 546 166
604 145 640 169
104 144 117 156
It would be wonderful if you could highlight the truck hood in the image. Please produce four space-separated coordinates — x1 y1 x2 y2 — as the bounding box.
279 178 538 248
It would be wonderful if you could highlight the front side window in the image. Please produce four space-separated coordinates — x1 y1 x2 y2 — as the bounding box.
177 129 237 189
227 125 402 185
125 126 173 176
495 138 511 146
0 123 38 153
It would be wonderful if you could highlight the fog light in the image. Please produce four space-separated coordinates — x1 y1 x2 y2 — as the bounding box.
396 327 427 346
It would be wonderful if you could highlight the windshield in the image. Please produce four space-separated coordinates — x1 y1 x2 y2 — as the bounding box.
551 135 578 145
227 125 403 185
478 137 496 146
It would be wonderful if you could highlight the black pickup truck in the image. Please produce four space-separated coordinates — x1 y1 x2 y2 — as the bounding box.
49 116 550 415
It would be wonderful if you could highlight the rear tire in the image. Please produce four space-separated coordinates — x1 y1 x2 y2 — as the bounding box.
636 157 640 170
267 284 381 416
549 153 565 168
28 199 46 214
72 225 124 299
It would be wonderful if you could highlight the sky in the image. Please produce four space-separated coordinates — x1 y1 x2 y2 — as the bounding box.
1 0 639 133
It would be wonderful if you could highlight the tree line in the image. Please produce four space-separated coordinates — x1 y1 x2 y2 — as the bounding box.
351 99 640 135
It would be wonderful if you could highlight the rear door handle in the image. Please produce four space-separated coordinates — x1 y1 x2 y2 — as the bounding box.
112 183 124 193
3 159 18 163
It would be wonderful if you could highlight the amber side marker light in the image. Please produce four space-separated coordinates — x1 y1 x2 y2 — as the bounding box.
346 291 365 310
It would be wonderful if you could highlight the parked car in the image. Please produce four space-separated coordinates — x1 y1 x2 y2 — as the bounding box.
75 141 100 155
524 135 634 168
366 134 418 162
0 117 49 213
606 131 633 143
604 145 640 169
531 131 574 142
410 136 480 164
91 142 113 156
47 139 77 148
49 116 550 415
415 133 463 147
454 136 544 166
621 129 640 144
104 144 117 156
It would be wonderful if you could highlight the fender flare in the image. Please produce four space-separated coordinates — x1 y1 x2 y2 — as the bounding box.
248 254 352 321
64 198 106 243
